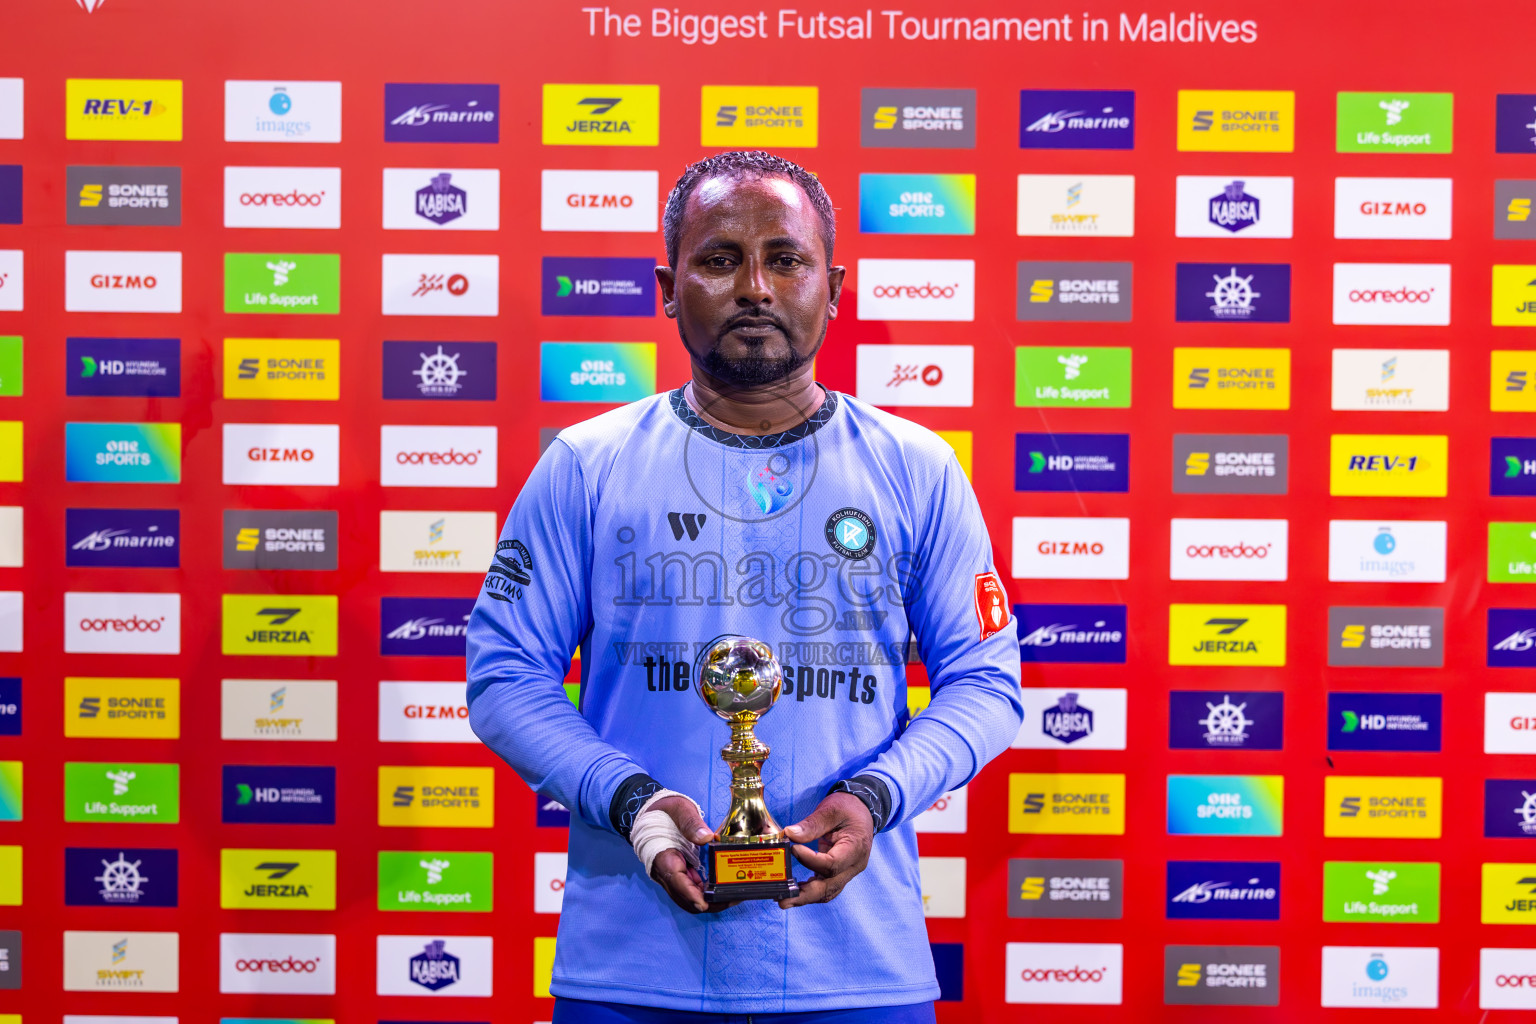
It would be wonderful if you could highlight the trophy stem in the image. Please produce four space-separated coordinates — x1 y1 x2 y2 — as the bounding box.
714 713 783 843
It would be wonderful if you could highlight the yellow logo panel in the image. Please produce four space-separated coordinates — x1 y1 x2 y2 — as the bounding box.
220 848 336 910
223 339 339 401
1168 604 1286 666
378 766 494 828
534 935 556 998
1329 434 1448 497
542 84 660 146
64 678 179 739
1173 348 1290 409
221 594 338 657
0 846 19 905
1176 90 1295 152
1482 863 1536 924
1492 351 1536 411
1323 776 1442 838
701 86 818 148
1008 772 1125 835
935 430 972 479
1493 265 1536 326
0 422 20 482
65 79 183 141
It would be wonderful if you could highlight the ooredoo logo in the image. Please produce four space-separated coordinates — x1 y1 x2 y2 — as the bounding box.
220 932 336 994
222 424 340 487
1484 948 1536 1009
223 167 341 229
1006 943 1123 1005
857 259 975 322
65 592 181 655
1333 264 1451 326
79 615 164 632
380 425 497 488
235 955 323 973
541 169 658 232
66 251 182 313
1170 519 1288 582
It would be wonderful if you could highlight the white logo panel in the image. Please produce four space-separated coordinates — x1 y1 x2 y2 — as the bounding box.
534 851 568 915
381 254 499 317
1333 264 1451 326
1482 948 1536 1009
1012 517 1130 580
383 168 500 230
1334 178 1453 240
375 935 493 997
65 251 182 313
379 510 497 573
63 931 179 992
1013 688 1128 750
379 681 474 744
541 169 659 232
1328 521 1447 583
0 250 22 312
64 592 181 654
220 679 339 742
0 79 21 140
1331 349 1450 411
1017 175 1135 237
0 591 18 652
855 344 973 407
913 786 967 834
219 932 336 994
224 80 343 143
856 259 975 322
223 166 341 229
1005 942 1123 1005
380 425 497 488
0 507 20 567
1486 693 1536 754
222 423 340 486
918 856 966 918
1174 176 1295 238
1169 519 1289 581
1320 945 1438 1009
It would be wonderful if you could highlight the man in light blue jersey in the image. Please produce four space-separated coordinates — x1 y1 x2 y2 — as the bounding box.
467 151 1022 1022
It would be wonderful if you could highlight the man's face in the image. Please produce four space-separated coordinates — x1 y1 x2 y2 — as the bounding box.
657 174 844 388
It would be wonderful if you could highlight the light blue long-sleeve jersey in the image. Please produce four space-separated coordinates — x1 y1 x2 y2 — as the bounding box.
466 386 1022 1012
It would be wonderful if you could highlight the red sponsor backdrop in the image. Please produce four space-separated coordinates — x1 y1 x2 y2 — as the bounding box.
2 0 1536 1020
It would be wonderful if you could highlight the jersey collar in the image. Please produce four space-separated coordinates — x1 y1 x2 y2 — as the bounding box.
668 384 839 449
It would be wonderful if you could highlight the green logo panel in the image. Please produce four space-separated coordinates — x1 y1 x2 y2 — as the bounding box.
1336 92 1453 153
0 338 20 396
378 850 493 912
1015 346 1131 408
64 761 180 823
224 253 340 314
1322 861 1439 922
1489 522 1536 583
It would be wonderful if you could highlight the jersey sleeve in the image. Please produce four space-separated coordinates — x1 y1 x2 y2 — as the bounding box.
465 438 649 836
858 450 1023 828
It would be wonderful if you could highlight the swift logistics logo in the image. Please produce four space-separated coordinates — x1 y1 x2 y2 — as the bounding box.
1013 688 1128 750
1489 521 1536 582
1328 693 1442 750
1168 691 1283 750
542 84 659 145
1327 607 1444 667
1014 433 1128 492
1174 176 1294 237
223 510 338 571
1168 604 1286 666
1331 349 1450 411
1335 177 1453 239
1166 775 1284 837
224 252 340 315
65 507 179 568
67 166 181 226
62 930 180 992
1014 346 1131 407
1007 858 1123 919
223 338 338 401
1173 347 1290 409
1485 779 1536 838
859 173 976 235
1177 90 1294 152
1490 609 1536 667
221 594 338 656
1019 89 1134 149
64 761 179 823
1325 776 1442 838
66 79 182 141
220 678 338 741
378 766 494 828
65 423 180 483
220 849 336 910
541 257 655 317
861 87 975 148
1496 180 1536 238
222 765 335 825
1334 263 1451 325
1173 434 1288 494
1175 263 1290 322
857 258 975 321
701 85 817 147
1015 261 1131 322
1493 438 1536 495
1323 861 1439 922
1015 174 1135 236
65 677 179 739
379 850 494 911
383 340 497 400
378 511 497 574
1329 434 1448 497
380 597 474 657
1166 861 1280 920
1007 772 1125 835
1337 92 1453 153
64 846 178 907
1016 603 1126 663
1164 946 1279 1006
224 79 343 142
385 83 498 143
67 337 180 398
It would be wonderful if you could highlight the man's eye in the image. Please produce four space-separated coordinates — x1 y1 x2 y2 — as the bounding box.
705 256 735 268
773 255 803 267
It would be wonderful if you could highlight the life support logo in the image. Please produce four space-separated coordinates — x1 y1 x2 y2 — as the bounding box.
825 508 876 560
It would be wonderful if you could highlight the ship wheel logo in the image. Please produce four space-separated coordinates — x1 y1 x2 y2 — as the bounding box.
1206 267 1261 318
94 852 148 902
414 345 466 396
1199 694 1254 746
1515 790 1536 834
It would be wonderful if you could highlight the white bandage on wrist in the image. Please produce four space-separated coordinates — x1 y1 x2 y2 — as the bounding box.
630 789 704 877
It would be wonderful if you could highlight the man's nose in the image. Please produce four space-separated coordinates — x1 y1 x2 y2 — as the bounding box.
736 257 772 306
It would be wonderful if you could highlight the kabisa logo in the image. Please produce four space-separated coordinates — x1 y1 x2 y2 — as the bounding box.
1166 776 1285 837
1486 780 1536 838
1016 604 1126 664
418 173 468 223
1175 263 1291 323
1329 693 1442 752
380 597 474 656
1018 90 1134 149
223 510 338 571
66 337 180 398
1015 433 1129 493
1209 180 1258 232
1328 606 1443 668
224 80 343 143
700 85 818 147
1323 861 1440 923
1168 605 1286 667
1173 434 1288 495
1014 688 1127 751
1007 773 1126 835
376 935 492 996
64 847 178 907
67 166 181 226
542 84 659 145
65 508 179 568
221 594 338 656
858 173 976 235
1176 90 1295 152
66 79 183 141
1174 175 1295 239
222 765 335 825
1015 261 1132 323
409 939 460 991
1166 861 1281 920
1337 92 1453 154
1324 776 1442 838
1164 946 1280 1006
382 168 499 231
1043 693 1093 744
1007 858 1124 920
385 84 499 143
382 341 497 401
1329 434 1448 497
1490 609 1536 668
860 88 976 148
1168 691 1283 750
541 257 656 317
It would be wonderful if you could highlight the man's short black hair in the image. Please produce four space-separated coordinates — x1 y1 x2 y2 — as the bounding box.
662 150 836 269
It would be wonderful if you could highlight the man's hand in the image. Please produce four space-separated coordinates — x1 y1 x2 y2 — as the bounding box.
646 795 736 914
778 791 874 908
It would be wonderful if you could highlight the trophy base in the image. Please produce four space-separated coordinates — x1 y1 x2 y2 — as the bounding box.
701 840 800 903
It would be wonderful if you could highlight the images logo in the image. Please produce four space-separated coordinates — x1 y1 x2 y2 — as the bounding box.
1323 861 1439 923
1174 263 1290 323
1173 347 1290 409
1328 607 1443 667
861 87 975 148
1004 942 1123 1005
541 256 655 317
66 79 182 141
1329 434 1448 497
224 252 340 315
1334 263 1451 326
1014 688 1127 751
1008 858 1123 919
540 169 659 232
1015 433 1128 493
542 84 658 145
1164 946 1279 1006
1177 90 1294 152
1337 92 1452 153
1335 177 1453 239
378 766 494 828
859 173 976 235
385 83 498 143
382 253 498 317
1007 773 1125 835
857 259 974 322
381 597 474 657
1016 604 1126 664
855 344 973 407
1173 434 1288 495
222 765 335 825
67 166 181 226
1168 691 1283 750
1485 780 1536 838
1014 346 1131 407
1321 946 1438 1008
1328 693 1442 750
1011 517 1129 580
379 850 494 912
1175 176 1294 238
64 592 181 655
701 85 817 146
1016 174 1134 236
219 932 336 994
1168 604 1286 666
1325 776 1442 838
224 80 343 143
66 508 179 568
65 250 182 313
224 167 341 229
64 762 179 823
1166 861 1280 920
65 677 179 739
1332 348 1450 411
1019 89 1133 149
221 594 337 657
1167 775 1284 837
1015 261 1131 323
223 338 338 401
67 337 180 398
64 847 178 907
222 423 340 486
382 340 497 401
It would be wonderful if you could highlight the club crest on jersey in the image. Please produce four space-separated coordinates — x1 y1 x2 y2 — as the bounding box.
974 570 1008 640
825 507 877 560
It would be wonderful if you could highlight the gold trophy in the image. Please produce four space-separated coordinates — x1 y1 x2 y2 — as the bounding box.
694 633 801 902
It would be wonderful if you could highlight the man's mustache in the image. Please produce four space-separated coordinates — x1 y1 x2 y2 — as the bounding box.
719 310 789 340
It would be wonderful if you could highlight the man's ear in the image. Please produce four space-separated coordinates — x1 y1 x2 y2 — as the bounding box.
655 264 678 319
826 264 846 320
